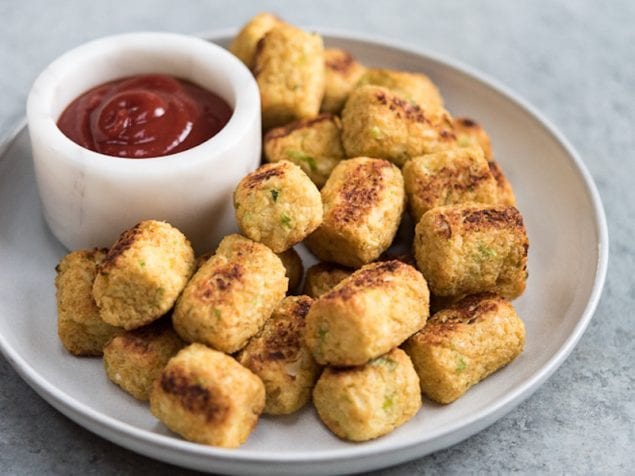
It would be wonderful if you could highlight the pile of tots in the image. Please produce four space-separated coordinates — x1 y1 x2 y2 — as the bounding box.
55 14 528 448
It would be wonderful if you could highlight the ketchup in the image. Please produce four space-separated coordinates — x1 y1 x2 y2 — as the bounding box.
57 74 233 158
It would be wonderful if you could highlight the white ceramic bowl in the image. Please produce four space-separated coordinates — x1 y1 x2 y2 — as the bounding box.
26 32 261 253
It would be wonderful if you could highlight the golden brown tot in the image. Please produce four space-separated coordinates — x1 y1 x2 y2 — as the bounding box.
453 117 516 206
302 262 353 298
103 319 185 400
172 234 287 353
453 117 494 160
305 260 429 366
321 48 367 113
229 12 282 67
237 296 320 415
402 146 499 222
313 348 422 441
253 23 325 129
55 249 122 356
277 247 304 294
150 343 265 448
356 68 445 114
92 220 195 330
264 114 345 188
414 203 528 299
304 157 405 267
234 161 323 253
341 85 455 167
403 293 525 404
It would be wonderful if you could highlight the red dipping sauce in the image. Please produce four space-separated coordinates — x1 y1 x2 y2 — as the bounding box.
57 74 233 158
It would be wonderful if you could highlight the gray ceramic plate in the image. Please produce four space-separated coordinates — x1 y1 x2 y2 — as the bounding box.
0 29 608 475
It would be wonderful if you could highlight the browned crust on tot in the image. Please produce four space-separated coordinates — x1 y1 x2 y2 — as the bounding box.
413 166 493 206
245 296 313 365
325 50 355 72
374 89 427 123
159 366 229 423
193 263 244 300
243 164 286 189
56 247 108 273
325 260 403 301
462 206 524 231
455 117 478 128
418 293 504 343
115 318 173 354
264 113 335 141
488 160 507 186
251 36 267 76
434 214 452 239
260 296 313 360
438 292 499 324
99 224 142 271
290 296 312 319
332 159 393 224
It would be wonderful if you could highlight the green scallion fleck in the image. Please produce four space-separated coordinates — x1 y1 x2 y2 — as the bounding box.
456 356 467 373
478 243 497 259
383 394 394 412
457 134 472 147
372 356 398 370
271 189 280 202
286 149 317 172
370 126 383 139
280 213 292 228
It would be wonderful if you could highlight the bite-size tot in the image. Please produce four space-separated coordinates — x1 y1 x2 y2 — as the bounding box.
172 234 288 354
234 161 323 253
92 220 195 330
453 117 494 160
150 343 265 448
313 348 422 442
402 146 499 222
229 12 282 67
356 68 445 115
453 117 516 206
253 23 325 129
487 160 517 207
304 157 405 267
305 260 429 367
302 262 353 298
321 48 367 113
341 85 455 167
277 247 304 294
264 114 345 188
237 296 320 415
194 250 213 272
55 248 122 356
103 318 185 401
414 203 528 299
403 293 525 404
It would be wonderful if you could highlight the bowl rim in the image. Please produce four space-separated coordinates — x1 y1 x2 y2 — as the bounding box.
26 31 260 173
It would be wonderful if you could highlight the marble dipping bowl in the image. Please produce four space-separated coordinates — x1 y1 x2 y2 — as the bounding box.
27 32 261 253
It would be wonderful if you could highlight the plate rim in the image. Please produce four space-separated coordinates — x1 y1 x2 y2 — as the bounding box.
0 27 609 468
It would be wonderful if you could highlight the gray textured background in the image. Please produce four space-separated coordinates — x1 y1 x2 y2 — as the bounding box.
1 0 633 474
